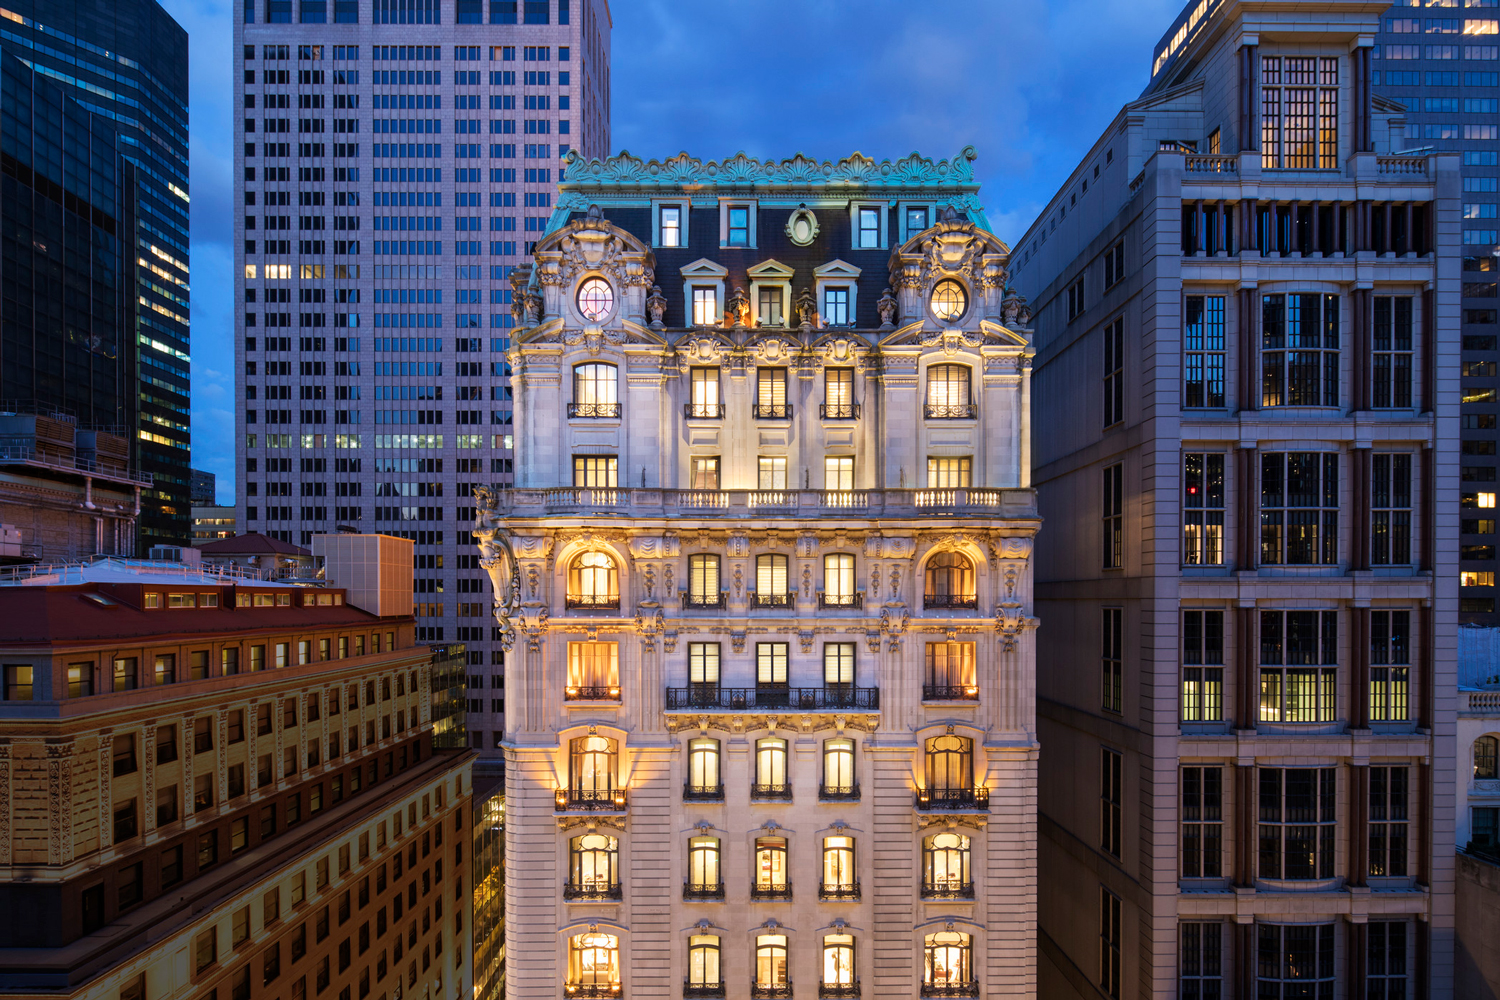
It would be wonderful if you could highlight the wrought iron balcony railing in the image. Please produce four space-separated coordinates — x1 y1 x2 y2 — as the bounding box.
818 403 861 419
682 881 726 900
750 783 793 801
754 592 793 608
665 687 880 712
567 402 622 419
920 984 979 998
683 985 726 999
683 783 725 801
914 787 989 812
749 882 793 901
681 592 727 609
751 983 793 1000
923 594 978 610
556 788 628 812
683 403 726 419
922 685 979 702
752 403 793 419
819 783 860 802
564 594 621 611
921 880 976 900
817 592 863 609
924 403 978 419
820 984 861 999
563 882 623 901
818 881 861 901
564 686 621 701
564 985 622 999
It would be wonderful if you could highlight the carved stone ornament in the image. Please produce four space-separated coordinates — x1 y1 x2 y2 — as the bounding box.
995 602 1039 653
1001 288 1033 327
920 327 984 357
473 486 522 651
877 287 897 328
786 206 820 246
647 285 668 328
795 287 818 332
823 338 856 365
681 336 725 366
725 286 750 329
754 336 797 365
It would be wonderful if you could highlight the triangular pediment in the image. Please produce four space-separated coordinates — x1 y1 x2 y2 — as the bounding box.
814 259 862 279
747 259 795 280
680 258 728 278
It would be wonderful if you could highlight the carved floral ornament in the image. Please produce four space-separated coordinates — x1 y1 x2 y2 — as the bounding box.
786 206 819 245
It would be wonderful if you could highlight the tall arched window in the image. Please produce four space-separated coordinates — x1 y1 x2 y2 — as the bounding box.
685 836 722 898
926 364 974 419
567 552 619 609
1477 736 1499 780
754 737 789 798
821 836 857 896
752 838 790 899
922 832 973 898
925 552 977 609
567 932 620 994
567 834 619 898
687 934 722 992
568 735 617 806
922 735 981 809
923 931 973 990
685 737 721 798
571 363 620 418
822 934 856 991
755 934 789 989
822 738 856 798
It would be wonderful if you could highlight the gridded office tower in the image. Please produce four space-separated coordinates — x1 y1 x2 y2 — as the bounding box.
233 0 612 751
0 555 474 1000
0 0 189 546
1371 8 1500 626
482 149 1042 1000
1009 0 1460 997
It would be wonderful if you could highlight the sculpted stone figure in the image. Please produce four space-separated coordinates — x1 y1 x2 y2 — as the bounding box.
472 487 522 651
725 286 750 329
646 285 667 328
877 287 897 328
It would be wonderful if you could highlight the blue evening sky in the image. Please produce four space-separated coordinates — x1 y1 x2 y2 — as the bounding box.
160 0 1180 502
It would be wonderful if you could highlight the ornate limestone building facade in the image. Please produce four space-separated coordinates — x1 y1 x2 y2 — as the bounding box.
476 149 1041 1000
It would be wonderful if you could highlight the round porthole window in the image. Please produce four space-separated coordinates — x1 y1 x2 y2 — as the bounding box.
577 277 614 321
930 280 967 323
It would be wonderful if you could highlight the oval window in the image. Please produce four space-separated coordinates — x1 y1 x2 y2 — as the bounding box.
931 281 967 323
577 277 614 321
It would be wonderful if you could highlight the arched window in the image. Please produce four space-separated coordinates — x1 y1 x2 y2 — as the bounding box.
567 932 620 993
686 737 721 798
753 837 789 896
926 364 974 419
568 735 617 804
571 363 619 418
922 832 973 898
756 554 790 606
822 738 856 798
686 836 721 897
755 934 789 989
923 931 973 989
687 934 722 990
567 834 619 898
821 836 856 896
754 737 789 798
922 735 979 809
822 553 858 607
567 551 620 609
822 934 856 989
925 552 977 609
1477 736 1499 780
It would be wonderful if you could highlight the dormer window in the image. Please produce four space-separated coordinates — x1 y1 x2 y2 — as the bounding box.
906 205 930 236
824 287 851 326
692 287 718 326
758 287 784 326
576 277 613 322
727 207 749 247
660 205 682 247
858 207 880 248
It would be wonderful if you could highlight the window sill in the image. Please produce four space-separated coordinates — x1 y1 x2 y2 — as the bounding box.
1254 877 1343 893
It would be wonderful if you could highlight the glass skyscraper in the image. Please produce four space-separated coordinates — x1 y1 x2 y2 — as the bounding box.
234 0 611 752
1373 6 1500 625
0 0 191 545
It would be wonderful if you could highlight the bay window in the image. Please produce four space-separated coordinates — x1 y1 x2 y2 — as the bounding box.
1259 611 1337 723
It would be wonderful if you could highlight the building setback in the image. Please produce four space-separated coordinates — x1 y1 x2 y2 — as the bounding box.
234 0 612 756
1010 0 1459 997
0 554 474 1000
0 0 191 546
479 148 1042 1000
1370 13 1500 627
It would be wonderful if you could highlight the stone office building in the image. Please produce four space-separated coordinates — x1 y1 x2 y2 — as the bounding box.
0 554 474 1000
1010 0 1459 997
476 149 1042 999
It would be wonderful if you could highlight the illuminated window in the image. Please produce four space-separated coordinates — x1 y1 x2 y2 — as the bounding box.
692 287 718 326
922 833 971 897
923 931 973 990
659 205 682 247
1183 454 1224 564
754 934 788 988
1464 571 1496 587
825 456 853 491
565 642 618 700
1259 611 1337 723
567 932 619 992
1181 611 1224 722
925 551 976 607
1261 56 1339 169
758 457 787 490
567 552 619 608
